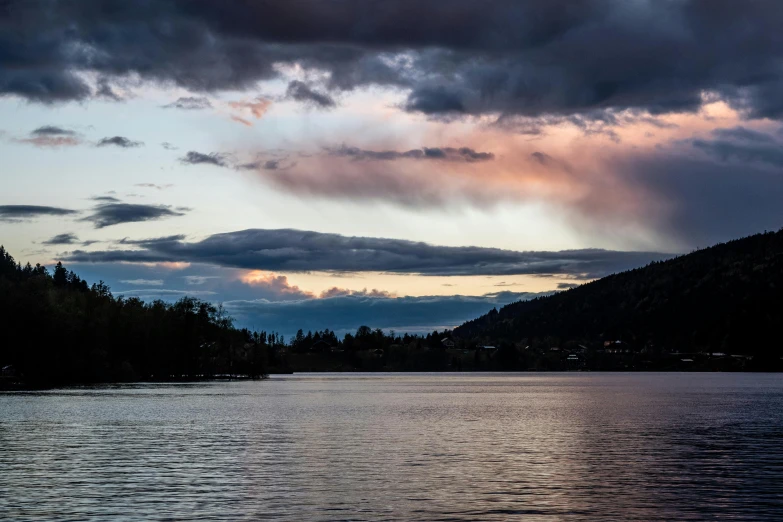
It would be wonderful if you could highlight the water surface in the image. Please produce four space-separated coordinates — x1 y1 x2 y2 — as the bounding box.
1 373 782 520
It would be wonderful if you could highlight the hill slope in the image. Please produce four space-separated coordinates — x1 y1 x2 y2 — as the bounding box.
455 230 783 359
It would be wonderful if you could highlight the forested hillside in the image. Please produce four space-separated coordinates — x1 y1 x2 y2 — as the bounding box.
455 229 783 363
0 246 271 386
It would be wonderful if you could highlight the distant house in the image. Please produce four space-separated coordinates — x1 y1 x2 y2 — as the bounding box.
1 365 16 376
310 340 332 353
373 348 384 356
480 345 496 350
441 338 455 348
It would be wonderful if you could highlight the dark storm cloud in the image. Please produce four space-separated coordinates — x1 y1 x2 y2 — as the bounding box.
620 149 783 248
0 205 78 220
180 151 228 167
42 232 79 245
95 77 122 101
285 81 336 108
557 282 579 290
327 145 494 162
688 126 783 168
6 1 783 121
80 203 187 228
97 136 143 148
711 126 778 143
162 96 212 110
64 228 672 277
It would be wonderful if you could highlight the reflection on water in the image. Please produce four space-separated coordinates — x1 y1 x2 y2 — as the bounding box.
1 373 782 521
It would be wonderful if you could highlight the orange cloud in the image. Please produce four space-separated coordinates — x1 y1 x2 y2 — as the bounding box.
17 136 82 147
230 115 252 126
241 270 315 298
228 97 272 126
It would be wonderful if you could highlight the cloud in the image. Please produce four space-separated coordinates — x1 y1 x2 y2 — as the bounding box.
135 183 174 190
230 115 252 126
42 232 79 245
0 205 78 221
183 275 218 285
285 81 336 108
616 149 783 247
95 77 122 101
689 126 783 168
120 279 164 286
114 288 217 299
319 287 395 298
97 136 143 148
60 258 547 335
161 142 178 150
7 2 783 123
243 139 541 209
63 228 672 277
326 145 494 162
162 97 212 110
90 195 122 202
118 234 188 245
223 291 541 336
80 203 187 228
241 271 315 299
228 97 272 125
16 125 81 147
180 151 229 167
557 282 579 289
31 126 76 136
236 159 283 170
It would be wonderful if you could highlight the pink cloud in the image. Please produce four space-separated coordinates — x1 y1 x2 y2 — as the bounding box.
17 136 82 147
241 270 315 298
228 97 272 126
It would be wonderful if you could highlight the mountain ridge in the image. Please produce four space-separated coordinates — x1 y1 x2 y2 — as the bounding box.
454 229 783 360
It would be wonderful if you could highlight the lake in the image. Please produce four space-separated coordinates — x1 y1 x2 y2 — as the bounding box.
1 373 782 521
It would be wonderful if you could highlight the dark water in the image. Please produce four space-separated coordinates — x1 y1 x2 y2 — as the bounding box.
1 373 782 521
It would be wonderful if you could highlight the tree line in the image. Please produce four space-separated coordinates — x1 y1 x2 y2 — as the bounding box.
1 246 278 386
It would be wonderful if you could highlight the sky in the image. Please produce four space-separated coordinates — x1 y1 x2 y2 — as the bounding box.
2 0 783 336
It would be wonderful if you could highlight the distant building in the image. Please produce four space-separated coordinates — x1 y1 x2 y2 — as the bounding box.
441 338 455 348
480 345 496 350
310 340 332 353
